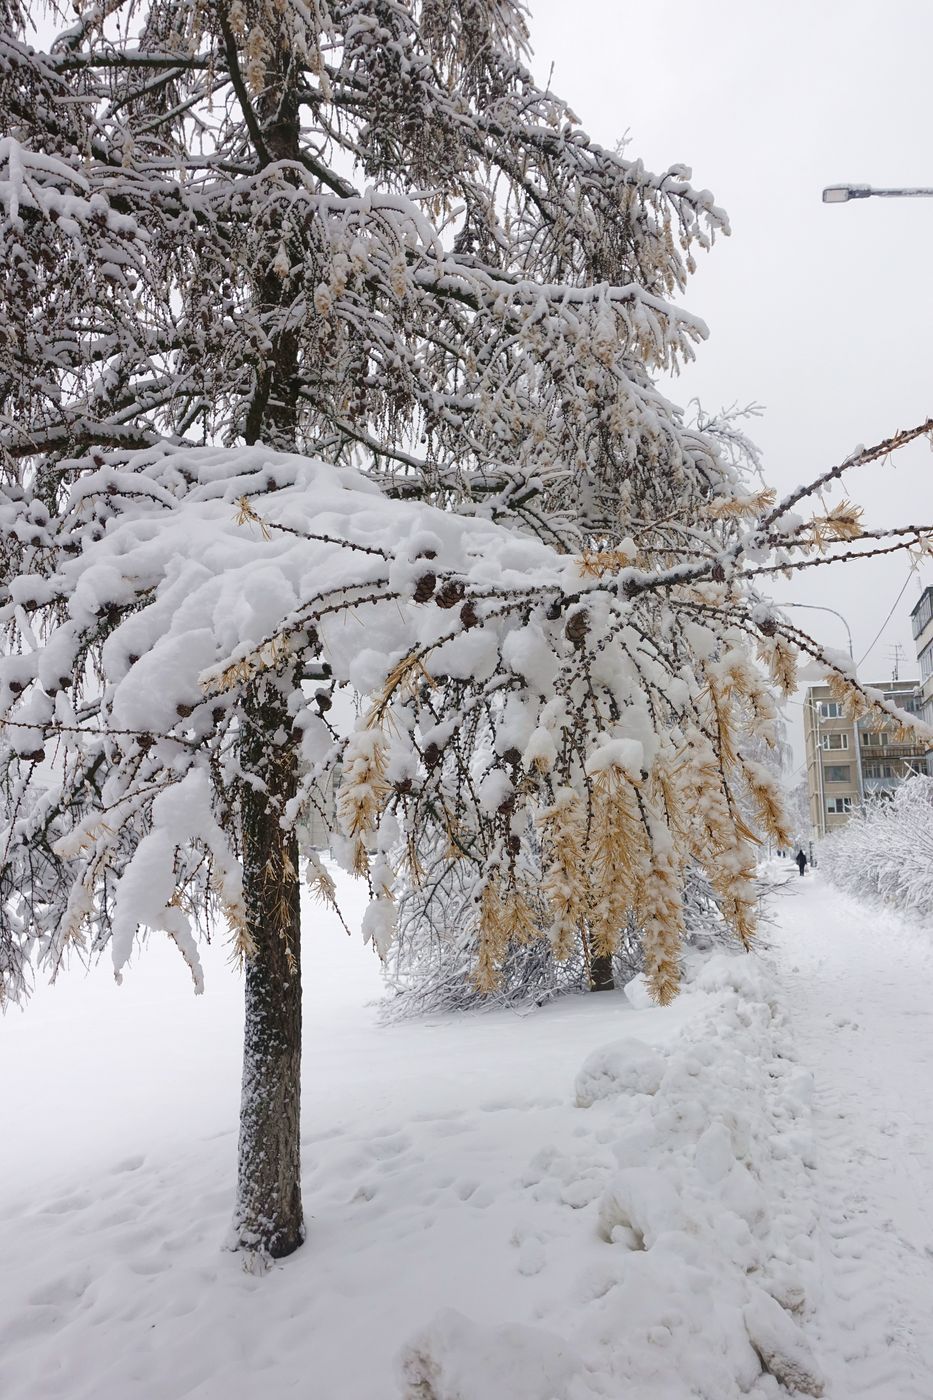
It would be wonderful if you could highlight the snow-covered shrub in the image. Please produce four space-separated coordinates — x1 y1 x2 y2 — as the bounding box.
820 775 933 919
382 840 739 1020
381 831 589 1017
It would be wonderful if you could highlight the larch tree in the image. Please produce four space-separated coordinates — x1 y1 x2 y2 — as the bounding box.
3 0 933 1265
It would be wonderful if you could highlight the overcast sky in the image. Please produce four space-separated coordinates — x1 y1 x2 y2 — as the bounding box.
529 0 933 752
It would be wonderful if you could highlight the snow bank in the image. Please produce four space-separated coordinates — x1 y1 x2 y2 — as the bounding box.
398 1310 585 1400
574 1037 665 1105
399 952 824 1399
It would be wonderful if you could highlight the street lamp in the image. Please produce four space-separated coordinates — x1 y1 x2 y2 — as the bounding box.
823 183 933 203
775 601 855 661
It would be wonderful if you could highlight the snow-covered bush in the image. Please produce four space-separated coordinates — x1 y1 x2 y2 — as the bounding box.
820 775 933 920
383 847 734 1020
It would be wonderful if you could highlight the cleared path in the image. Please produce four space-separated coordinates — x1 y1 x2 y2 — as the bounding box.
772 870 933 1398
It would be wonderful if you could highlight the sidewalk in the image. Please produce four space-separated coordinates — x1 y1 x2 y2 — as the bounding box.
772 872 933 1397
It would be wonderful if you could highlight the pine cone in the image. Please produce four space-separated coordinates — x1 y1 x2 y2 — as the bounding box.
413 572 437 603
460 600 479 629
423 741 441 770
565 609 589 645
435 580 465 610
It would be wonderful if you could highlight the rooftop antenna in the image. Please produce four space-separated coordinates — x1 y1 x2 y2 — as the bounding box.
888 642 904 682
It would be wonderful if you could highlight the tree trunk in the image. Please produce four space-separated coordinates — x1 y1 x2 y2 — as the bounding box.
590 950 615 992
229 28 306 1261
231 680 304 1260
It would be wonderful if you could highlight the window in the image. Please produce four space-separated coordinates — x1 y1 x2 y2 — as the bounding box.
825 764 851 783
912 589 933 640
827 797 853 814
921 643 933 683
861 731 888 747
818 701 843 719
864 763 895 779
821 733 849 750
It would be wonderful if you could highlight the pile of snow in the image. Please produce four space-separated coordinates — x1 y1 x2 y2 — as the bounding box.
398 953 824 1399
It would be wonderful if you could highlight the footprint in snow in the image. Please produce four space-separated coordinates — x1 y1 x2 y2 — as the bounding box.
28 1270 92 1307
517 1238 546 1275
38 1194 92 1216
127 1255 172 1277
510 1227 549 1275
452 1178 494 1207
111 1153 145 1174
365 1131 414 1162
425 1118 471 1138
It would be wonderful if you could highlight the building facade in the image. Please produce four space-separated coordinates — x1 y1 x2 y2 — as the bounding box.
803 678 929 841
911 585 933 727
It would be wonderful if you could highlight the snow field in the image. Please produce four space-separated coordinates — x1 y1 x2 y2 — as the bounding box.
0 882 824 1399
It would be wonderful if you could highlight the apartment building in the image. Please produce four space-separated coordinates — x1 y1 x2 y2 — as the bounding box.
912 585 933 727
803 678 929 840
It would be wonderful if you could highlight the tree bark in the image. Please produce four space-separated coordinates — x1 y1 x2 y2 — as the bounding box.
590 950 615 992
230 27 306 1262
231 680 304 1260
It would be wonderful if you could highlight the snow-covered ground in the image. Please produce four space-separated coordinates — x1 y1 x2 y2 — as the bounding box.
3 867 932 1397
776 870 933 1397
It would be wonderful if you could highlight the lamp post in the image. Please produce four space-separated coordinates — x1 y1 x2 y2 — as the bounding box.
823 184 933 203
777 601 855 660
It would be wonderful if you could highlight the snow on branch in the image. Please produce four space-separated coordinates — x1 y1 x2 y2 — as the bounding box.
3 431 929 1008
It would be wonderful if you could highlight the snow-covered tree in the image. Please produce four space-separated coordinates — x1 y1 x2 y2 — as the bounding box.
3 0 933 1265
820 774 933 916
783 775 811 850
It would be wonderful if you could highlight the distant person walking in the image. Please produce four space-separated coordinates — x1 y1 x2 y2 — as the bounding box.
796 849 808 877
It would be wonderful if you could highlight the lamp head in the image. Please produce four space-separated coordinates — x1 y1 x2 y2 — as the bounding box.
822 184 872 203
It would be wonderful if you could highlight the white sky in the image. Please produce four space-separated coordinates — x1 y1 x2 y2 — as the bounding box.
530 0 933 723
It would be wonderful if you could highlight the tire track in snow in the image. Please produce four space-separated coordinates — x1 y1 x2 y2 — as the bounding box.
771 872 933 1399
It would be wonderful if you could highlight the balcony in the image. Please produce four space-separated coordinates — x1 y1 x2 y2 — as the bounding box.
859 743 932 762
